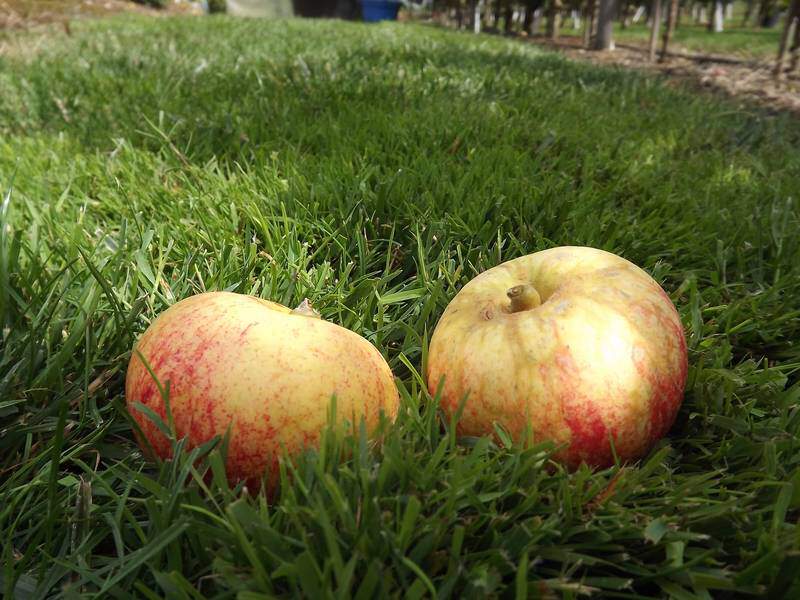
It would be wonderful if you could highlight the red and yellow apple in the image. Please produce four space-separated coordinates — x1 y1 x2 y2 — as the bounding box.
126 292 398 486
426 246 688 468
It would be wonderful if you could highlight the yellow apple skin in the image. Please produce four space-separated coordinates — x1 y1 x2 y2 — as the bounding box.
426 246 688 468
126 292 398 486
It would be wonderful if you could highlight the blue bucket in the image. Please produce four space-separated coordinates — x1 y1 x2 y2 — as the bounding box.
361 0 401 22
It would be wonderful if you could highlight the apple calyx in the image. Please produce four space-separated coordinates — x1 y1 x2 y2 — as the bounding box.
291 298 321 319
506 284 541 313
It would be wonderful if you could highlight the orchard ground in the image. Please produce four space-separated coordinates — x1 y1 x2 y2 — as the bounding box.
555 18 782 60
2 15 800 599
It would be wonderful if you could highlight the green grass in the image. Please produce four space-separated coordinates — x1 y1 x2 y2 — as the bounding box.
2 15 800 599
558 21 782 60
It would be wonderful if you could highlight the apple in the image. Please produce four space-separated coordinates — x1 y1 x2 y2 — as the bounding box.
426 246 688 468
126 292 398 487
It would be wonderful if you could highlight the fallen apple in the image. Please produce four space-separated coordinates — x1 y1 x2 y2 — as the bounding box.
426 246 688 468
126 292 398 486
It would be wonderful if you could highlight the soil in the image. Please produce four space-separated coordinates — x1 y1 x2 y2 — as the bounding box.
0 0 201 29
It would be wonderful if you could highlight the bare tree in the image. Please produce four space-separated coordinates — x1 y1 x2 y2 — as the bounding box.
594 0 614 49
775 0 800 77
648 0 662 61
660 0 679 61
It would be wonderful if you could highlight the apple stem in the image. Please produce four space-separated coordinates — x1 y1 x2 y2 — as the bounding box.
507 284 541 312
291 298 321 319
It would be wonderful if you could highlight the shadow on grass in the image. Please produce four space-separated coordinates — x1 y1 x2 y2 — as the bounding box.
4 17 776 167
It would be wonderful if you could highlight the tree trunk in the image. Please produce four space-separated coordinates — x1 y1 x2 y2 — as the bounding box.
620 0 629 28
775 0 800 77
547 0 562 39
659 0 679 61
474 0 483 33
571 9 581 29
504 1 514 33
791 13 800 71
485 0 495 28
522 5 533 32
584 0 597 47
711 0 724 32
758 0 778 28
594 0 615 49
523 1 545 34
648 0 662 61
532 7 543 33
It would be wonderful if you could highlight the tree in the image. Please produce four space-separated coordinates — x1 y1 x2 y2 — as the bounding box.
522 0 545 34
708 0 724 32
474 0 484 33
453 0 466 28
619 0 632 28
594 0 614 49
522 0 534 32
584 0 597 47
547 0 562 39
486 0 494 29
648 0 662 61
775 0 800 77
758 0 779 28
660 0 679 61
503 0 515 33
742 0 757 26
791 20 800 72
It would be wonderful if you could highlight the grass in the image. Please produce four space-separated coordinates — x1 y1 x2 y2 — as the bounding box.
1 14 800 599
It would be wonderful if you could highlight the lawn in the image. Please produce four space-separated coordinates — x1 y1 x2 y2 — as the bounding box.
2 15 800 598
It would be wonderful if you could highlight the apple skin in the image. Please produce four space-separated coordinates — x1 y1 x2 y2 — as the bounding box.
426 246 688 468
126 292 398 486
